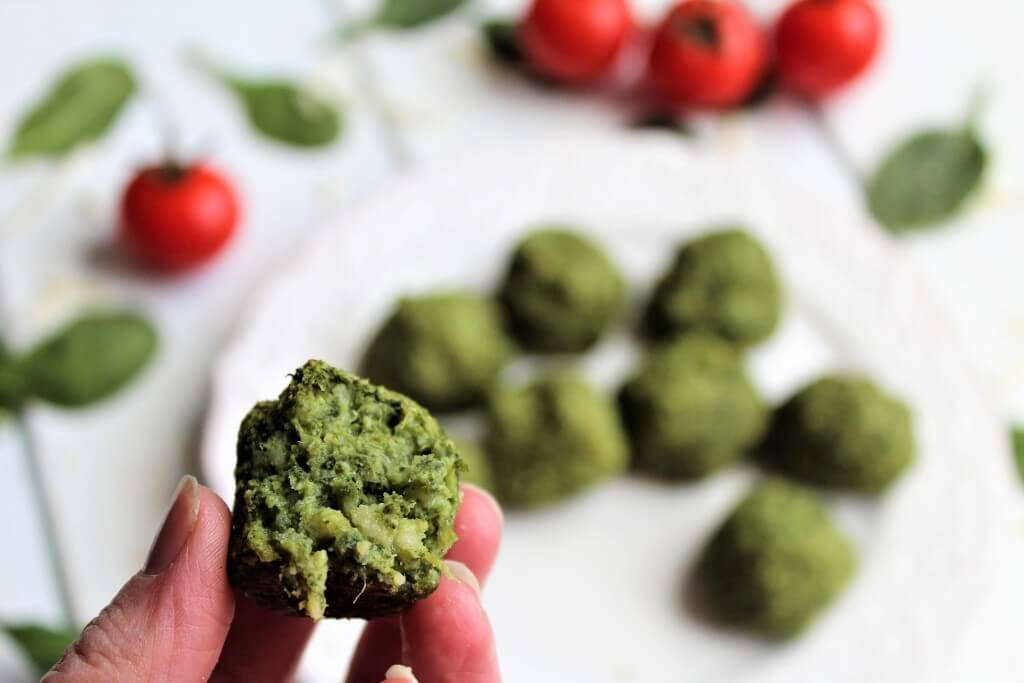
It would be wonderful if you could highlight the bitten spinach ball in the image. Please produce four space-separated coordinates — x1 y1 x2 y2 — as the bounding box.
499 228 626 352
760 375 915 493
228 360 462 620
643 228 781 346
362 292 512 412
485 374 628 508
619 333 767 480
698 478 857 639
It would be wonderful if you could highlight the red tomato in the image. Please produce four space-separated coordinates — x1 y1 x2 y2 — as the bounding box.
520 0 632 82
775 0 881 98
120 164 239 273
647 0 768 110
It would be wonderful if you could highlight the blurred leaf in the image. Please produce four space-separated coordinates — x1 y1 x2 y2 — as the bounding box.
21 312 157 408
217 74 342 148
0 353 26 414
866 127 986 233
0 341 11 419
630 113 693 137
482 19 523 64
375 0 466 28
1012 426 1024 485
3 623 77 675
6 58 135 159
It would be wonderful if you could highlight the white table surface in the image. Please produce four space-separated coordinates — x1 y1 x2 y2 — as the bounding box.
0 0 1021 680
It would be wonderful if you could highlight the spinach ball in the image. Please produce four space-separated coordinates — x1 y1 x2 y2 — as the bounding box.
499 228 626 352
485 374 628 508
760 375 915 493
698 478 857 639
644 228 781 346
453 437 494 492
229 360 462 620
362 292 512 412
619 333 767 480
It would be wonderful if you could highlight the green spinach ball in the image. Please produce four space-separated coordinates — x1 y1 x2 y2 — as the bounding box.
644 228 781 346
499 228 626 352
362 292 512 412
619 333 767 480
453 437 494 492
229 360 462 620
485 374 628 508
698 478 857 639
760 375 915 493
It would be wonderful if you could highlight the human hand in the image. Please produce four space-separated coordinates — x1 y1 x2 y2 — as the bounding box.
43 477 503 683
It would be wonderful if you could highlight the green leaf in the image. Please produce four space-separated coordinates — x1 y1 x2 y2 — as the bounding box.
21 312 157 408
220 76 342 148
0 341 12 419
482 19 523 64
6 58 135 159
630 113 693 137
626 113 692 136
1012 426 1024 485
0 353 26 414
3 623 78 675
866 127 987 233
375 0 466 29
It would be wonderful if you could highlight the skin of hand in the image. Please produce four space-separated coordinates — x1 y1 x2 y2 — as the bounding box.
42 477 503 683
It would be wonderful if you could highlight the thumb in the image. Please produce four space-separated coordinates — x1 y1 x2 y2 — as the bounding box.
397 561 500 683
44 476 236 682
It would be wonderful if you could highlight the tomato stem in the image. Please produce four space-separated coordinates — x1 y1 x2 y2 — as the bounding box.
154 162 189 184
674 13 719 48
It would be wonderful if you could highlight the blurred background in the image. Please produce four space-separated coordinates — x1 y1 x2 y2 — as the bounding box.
1 0 1023 680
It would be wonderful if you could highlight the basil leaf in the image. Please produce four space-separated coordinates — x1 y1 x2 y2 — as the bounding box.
6 58 135 159
0 342 11 418
22 312 157 408
482 20 523 64
867 127 987 233
630 113 693 137
3 623 77 675
0 353 26 414
221 77 342 148
375 0 465 28
1012 426 1024 485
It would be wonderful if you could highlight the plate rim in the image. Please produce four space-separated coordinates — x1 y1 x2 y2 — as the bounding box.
200 131 1018 682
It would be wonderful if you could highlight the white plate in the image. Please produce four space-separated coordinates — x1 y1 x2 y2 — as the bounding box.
200 134 1014 683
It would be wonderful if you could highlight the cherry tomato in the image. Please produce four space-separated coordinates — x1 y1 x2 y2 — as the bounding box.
520 0 632 83
120 163 240 273
647 0 768 110
775 0 881 98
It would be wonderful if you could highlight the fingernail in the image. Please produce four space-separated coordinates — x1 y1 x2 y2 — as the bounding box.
462 483 504 526
444 560 481 597
384 664 418 681
144 475 200 575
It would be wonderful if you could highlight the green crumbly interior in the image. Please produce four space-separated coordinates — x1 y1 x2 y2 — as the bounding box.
698 478 857 639
486 374 628 508
760 375 915 493
619 333 767 480
644 228 781 347
229 360 461 620
453 437 494 492
362 292 512 412
499 228 626 353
